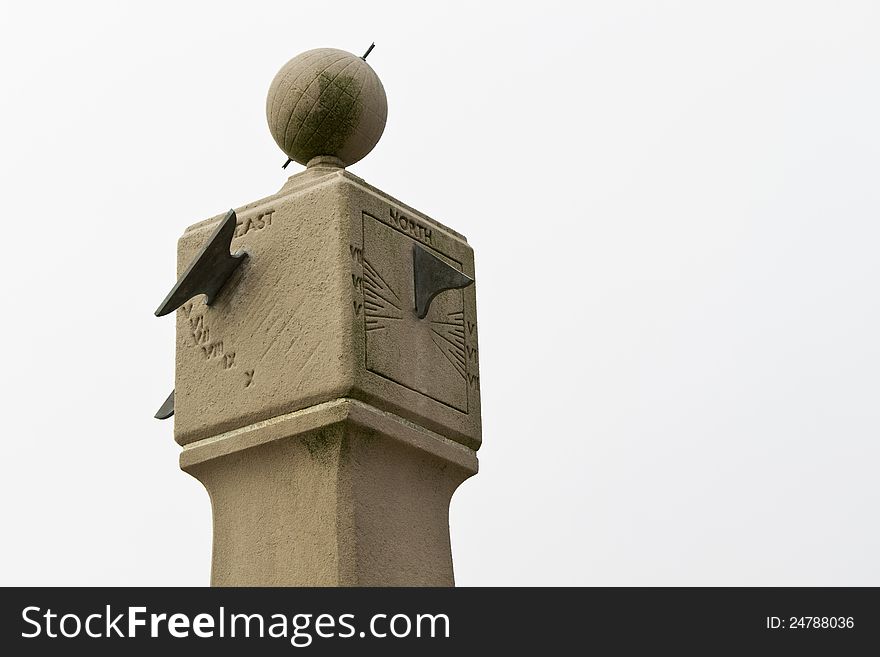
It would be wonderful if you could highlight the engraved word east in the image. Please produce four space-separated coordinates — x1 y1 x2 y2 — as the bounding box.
234 209 274 238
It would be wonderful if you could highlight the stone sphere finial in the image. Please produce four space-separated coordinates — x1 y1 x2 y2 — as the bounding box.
266 48 388 168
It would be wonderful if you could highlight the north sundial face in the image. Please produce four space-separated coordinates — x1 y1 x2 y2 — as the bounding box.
346 183 480 444
362 209 471 413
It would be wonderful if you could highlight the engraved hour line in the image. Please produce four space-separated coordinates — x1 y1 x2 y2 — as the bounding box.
431 329 466 363
363 260 401 303
430 308 467 380
257 307 286 340
366 278 400 310
365 308 401 322
260 302 307 362
363 286 402 312
245 268 287 334
362 258 403 331
234 267 287 371
362 287 399 312
253 304 279 334
362 272 396 304
432 314 465 335
267 310 290 336
289 342 322 380
431 335 467 368
364 305 401 319
431 310 470 380
279 304 315 356
432 329 465 350
430 334 467 379
234 266 298 379
259 312 294 359
364 279 400 310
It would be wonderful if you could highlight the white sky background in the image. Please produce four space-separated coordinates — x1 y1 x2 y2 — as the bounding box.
0 1 878 586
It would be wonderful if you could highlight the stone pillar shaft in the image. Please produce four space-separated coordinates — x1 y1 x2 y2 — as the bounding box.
182 399 476 586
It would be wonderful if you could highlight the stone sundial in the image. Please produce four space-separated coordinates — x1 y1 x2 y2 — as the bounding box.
154 46 481 586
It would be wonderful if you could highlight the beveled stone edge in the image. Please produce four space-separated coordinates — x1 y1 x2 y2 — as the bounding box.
179 398 479 474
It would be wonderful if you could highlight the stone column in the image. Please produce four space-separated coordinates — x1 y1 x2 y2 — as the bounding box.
171 163 481 586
